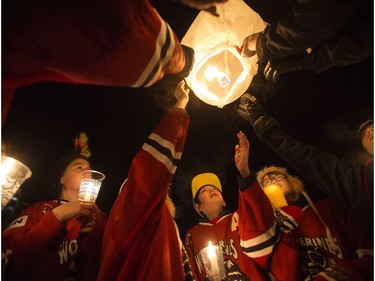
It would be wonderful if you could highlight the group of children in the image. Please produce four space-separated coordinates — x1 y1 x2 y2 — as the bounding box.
2 0 373 279
2 79 373 280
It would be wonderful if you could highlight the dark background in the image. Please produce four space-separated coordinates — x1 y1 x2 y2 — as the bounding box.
2 0 373 237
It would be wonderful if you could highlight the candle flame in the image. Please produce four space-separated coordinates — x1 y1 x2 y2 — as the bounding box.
204 65 218 82
207 241 216 258
0 157 15 181
186 46 256 108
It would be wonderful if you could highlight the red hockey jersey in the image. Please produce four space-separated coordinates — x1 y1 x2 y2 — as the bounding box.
296 199 373 280
97 108 190 281
2 200 107 280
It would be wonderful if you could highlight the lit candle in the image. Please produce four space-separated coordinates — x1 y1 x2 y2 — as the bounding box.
1 156 32 208
207 241 220 277
78 170 105 203
199 241 225 281
263 184 288 209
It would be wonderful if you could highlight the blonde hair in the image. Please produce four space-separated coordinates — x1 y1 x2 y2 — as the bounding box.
256 165 304 194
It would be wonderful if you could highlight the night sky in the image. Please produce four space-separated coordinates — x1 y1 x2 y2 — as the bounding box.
2 0 373 237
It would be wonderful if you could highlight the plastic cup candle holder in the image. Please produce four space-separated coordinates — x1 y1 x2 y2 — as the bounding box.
199 241 226 281
78 170 105 203
1 156 32 208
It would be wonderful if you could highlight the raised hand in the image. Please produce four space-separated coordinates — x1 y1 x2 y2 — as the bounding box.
234 131 250 178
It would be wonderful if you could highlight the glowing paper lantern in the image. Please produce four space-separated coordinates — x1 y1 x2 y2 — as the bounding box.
182 0 266 108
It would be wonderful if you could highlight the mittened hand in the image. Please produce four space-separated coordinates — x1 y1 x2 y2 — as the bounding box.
240 93 258 107
237 93 266 126
238 93 257 122
276 205 304 250
275 205 304 233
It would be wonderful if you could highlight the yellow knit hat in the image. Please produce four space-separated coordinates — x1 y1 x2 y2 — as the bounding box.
191 173 222 199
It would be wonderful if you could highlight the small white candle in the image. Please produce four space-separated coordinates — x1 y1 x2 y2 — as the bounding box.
78 170 105 203
207 241 220 277
79 179 101 202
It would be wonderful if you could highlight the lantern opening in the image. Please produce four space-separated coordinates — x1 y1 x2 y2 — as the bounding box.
189 46 255 108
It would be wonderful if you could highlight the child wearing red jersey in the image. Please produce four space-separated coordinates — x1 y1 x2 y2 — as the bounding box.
2 133 107 281
257 165 373 281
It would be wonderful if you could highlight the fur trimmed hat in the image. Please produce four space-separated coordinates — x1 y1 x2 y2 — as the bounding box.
191 172 222 201
256 165 304 194
47 133 91 199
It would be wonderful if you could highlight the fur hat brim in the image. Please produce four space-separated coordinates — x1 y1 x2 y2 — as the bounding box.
256 165 304 194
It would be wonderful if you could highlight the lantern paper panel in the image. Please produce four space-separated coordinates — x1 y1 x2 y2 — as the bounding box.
182 0 266 108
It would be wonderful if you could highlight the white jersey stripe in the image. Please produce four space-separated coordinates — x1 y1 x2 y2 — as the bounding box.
243 242 275 258
142 143 177 174
148 133 182 159
132 10 177 87
357 248 373 258
241 221 277 248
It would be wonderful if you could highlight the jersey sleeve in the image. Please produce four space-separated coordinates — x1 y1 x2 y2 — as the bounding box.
252 113 363 207
236 173 279 269
98 108 189 279
256 0 358 62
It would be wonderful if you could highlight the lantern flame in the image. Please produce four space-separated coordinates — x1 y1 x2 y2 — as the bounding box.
204 65 230 88
204 66 217 82
186 46 256 108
